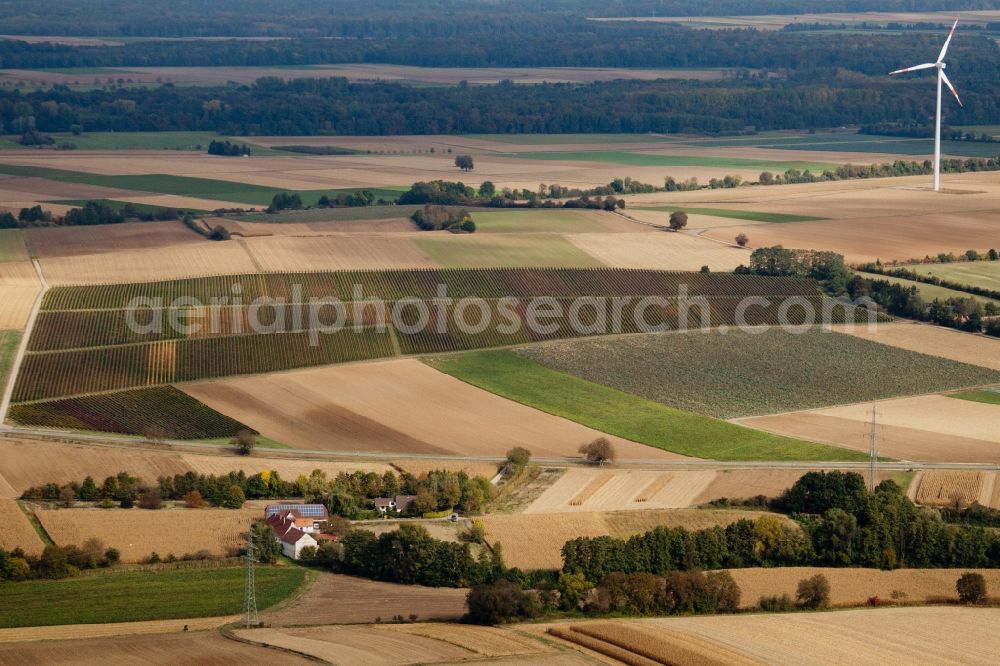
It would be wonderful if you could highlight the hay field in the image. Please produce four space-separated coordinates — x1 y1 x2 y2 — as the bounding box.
384 623 550 658
0 436 389 497
27 221 201 258
244 234 438 271
905 260 1000 292
0 255 40 329
524 469 717 513
0 500 43 556
262 572 468 626
393 459 500 479
836 322 1000 371
36 506 257 562
472 209 632 234
0 630 311 665
182 359 680 460
482 509 783 570
556 606 1000 666
914 471 996 508
38 242 257 285
567 231 747 271
0 615 237 644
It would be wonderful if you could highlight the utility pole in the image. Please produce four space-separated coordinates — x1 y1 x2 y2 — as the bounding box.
868 402 879 492
243 524 259 628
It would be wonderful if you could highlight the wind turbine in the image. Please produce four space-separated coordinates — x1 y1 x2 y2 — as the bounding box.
889 19 963 192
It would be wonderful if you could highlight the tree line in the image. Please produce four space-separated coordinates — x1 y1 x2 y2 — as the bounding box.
3 75 1000 137
562 472 1000 582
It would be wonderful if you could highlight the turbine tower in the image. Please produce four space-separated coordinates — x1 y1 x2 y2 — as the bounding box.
889 20 963 192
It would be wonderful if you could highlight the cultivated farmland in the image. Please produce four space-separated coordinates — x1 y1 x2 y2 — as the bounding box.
547 606 1000 666
524 469 717 513
834 321 1000 371
914 471 992 508
35 506 259 562
904 260 1000 293
0 500 44 556
518 329 1000 418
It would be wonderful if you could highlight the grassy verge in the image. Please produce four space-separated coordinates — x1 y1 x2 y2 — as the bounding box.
948 389 1000 406
0 566 305 628
0 330 20 388
426 350 869 461
633 206 825 223
15 501 54 546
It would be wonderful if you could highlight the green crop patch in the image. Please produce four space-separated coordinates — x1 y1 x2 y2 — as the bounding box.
0 164 402 207
949 388 1000 406
426 350 867 461
900 261 1000 294
856 272 1000 307
518 329 1000 419
0 229 31 262
633 207 825 224
414 235 605 268
471 210 608 233
0 566 304 628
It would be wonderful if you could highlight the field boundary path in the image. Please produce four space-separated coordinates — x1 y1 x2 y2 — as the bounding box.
0 259 48 426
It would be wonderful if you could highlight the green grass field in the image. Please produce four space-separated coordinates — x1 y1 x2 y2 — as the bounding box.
518 329 1000 419
0 164 403 207
0 566 305 628
472 209 608 233
0 330 20 389
900 261 1000 293
680 131 1000 158
426 350 868 461
510 150 839 172
0 229 30 262
634 206 824 223
0 131 294 156
949 388 1000 406
469 133 674 145
413 234 604 268
857 272 1000 307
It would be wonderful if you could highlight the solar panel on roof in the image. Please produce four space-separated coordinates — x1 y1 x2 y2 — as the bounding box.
265 504 327 517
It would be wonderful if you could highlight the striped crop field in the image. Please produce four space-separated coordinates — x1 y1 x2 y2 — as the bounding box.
10 269 882 423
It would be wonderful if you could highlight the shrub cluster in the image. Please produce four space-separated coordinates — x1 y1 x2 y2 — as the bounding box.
411 204 475 232
0 541 119 581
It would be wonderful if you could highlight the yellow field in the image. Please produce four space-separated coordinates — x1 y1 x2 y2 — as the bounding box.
914 471 991 508
243 234 438 271
0 615 238 644
383 623 549 658
525 469 717 514
0 499 44 556
567 231 746 271
547 606 1000 666
482 509 784 570
35 506 257 562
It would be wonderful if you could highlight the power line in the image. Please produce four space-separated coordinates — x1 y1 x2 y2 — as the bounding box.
243 523 259 628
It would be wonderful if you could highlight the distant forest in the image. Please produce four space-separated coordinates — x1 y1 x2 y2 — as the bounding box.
0 1 995 37
2 0 999 135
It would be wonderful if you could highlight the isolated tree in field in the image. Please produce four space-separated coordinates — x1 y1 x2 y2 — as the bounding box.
668 211 688 231
183 489 204 509
735 233 749 247
579 437 615 465
455 154 474 171
956 572 987 604
232 430 257 456
796 574 831 609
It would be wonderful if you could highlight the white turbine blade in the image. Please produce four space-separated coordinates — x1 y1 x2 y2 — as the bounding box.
941 71 963 107
938 19 958 62
889 63 936 76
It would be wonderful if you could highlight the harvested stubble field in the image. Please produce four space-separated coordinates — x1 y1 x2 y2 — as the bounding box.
914 471 995 508
244 234 439 272
0 630 314 666
566 231 748 271
392 459 500 479
835 321 1000 371
26 221 203 259
0 436 390 498
383 623 550 658
693 469 808 504
519 329 1000 418
0 500 43 555
524 469 717 513
183 359 672 459
471 209 627 234
482 509 789 570
414 233 605 269
549 606 1000 666
261 572 468 626
35 506 258 562
0 615 238 644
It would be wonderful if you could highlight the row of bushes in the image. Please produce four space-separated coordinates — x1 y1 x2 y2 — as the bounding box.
411 204 475 232
0 541 119 581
